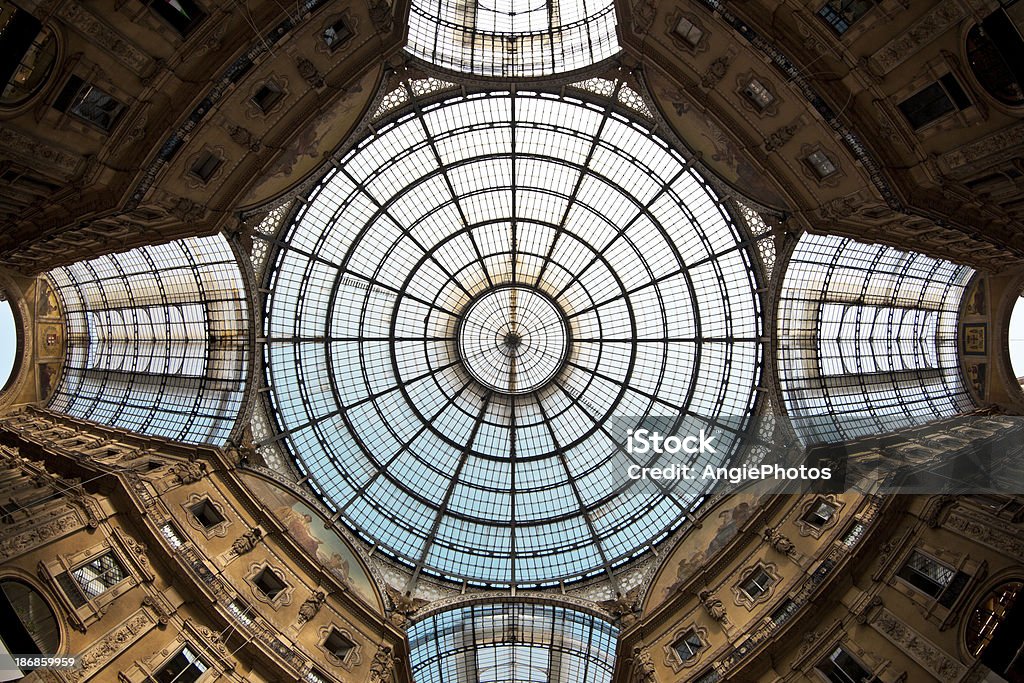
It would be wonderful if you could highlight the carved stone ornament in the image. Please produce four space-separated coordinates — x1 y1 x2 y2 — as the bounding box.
369 645 396 682
231 528 263 556
764 121 800 153
921 494 957 528
67 609 155 682
167 197 206 223
631 646 658 682
369 0 394 32
699 590 727 623
764 527 796 555
632 0 656 34
700 56 731 90
228 124 261 152
597 590 641 626
295 57 325 90
141 594 173 626
297 590 326 623
871 607 965 682
170 460 206 485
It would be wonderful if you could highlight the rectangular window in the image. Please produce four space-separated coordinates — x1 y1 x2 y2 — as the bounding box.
324 628 355 660
253 567 286 599
674 16 703 46
189 151 222 183
52 75 125 132
743 78 775 110
898 75 971 129
740 567 773 600
816 645 875 683
153 645 208 683
252 82 283 112
190 499 224 529
322 17 353 49
802 500 838 528
142 0 206 37
672 629 703 662
71 551 127 599
805 150 838 178
897 550 968 606
818 0 877 34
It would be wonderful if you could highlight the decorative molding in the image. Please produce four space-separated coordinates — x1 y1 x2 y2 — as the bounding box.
944 510 1024 562
943 122 1024 171
870 607 965 683
67 608 155 682
0 128 85 178
921 495 958 528
868 1 965 76
57 2 153 75
141 593 174 626
0 512 80 561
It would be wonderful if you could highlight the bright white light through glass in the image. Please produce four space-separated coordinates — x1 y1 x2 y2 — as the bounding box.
1009 296 1024 383
0 301 15 390
262 91 763 587
406 0 619 77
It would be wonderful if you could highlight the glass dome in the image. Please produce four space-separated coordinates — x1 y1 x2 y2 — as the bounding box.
263 90 763 587
405 0 619 77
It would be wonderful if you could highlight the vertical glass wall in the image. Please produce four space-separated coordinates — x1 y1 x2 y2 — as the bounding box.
46 235 248 445
778 233 974 444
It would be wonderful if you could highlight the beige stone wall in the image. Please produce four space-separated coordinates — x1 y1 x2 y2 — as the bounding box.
0 408 408 682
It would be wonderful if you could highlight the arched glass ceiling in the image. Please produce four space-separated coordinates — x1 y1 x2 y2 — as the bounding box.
778 233 974 445
263 91 763 587
405 0 619 77
408 602 618 683
47 235 249 445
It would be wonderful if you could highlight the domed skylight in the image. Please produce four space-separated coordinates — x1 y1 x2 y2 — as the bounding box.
263 90 763 587
405 0 619 77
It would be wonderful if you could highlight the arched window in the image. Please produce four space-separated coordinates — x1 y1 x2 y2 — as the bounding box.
0 5 58 107
966 12 1024 108
0 580 60 674
966 580 1024 679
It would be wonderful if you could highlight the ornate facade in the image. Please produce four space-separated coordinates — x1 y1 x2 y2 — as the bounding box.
0 0 1023 681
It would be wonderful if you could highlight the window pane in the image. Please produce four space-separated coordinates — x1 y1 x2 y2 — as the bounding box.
72 552 127 599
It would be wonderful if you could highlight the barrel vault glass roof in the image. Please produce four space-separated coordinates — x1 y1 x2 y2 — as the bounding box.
778 233 974 445
46 235 249 445
262 89 764 587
